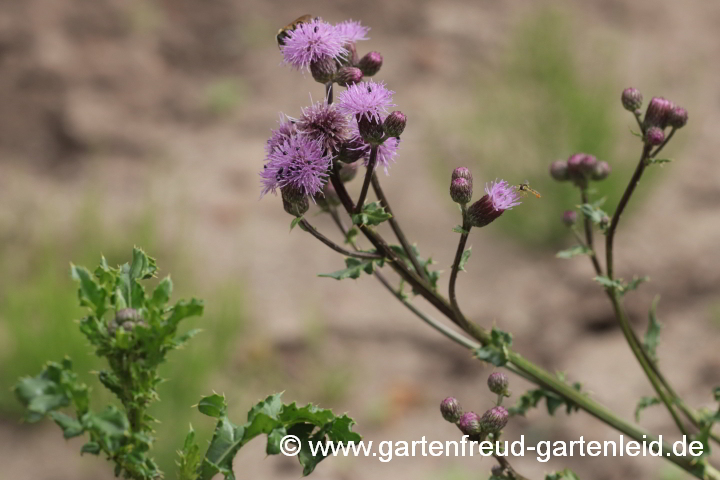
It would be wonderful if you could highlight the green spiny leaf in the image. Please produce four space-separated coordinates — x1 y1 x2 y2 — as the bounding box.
635 396 661 422
556 244 593 259
318 257 382 280
351 202 392 226
197 394 227 418
458 247 472 271
290 216 303 231
644 296 662 363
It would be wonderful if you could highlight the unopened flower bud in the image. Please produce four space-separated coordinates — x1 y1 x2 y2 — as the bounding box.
310 56 337 84
357 115 384 144
335 66 363 87
450 178 473 205
281 186 309 217
567 153 589 187
458 412 482 436
600 215 610 228
357 51 383 77
646 126 665 146
621 88 643 112
562 210 577 227
549 160 569 182
338 162 358 182
591 161 611 181
644 97 673 128
579 154 598 175
491 465 505 477
440 397 463 423
336 138 365 163
338 43 358 67
116 308 141 324
487 372 509 395
452 167 473 182
383 111 407 138
480 406 509 433
667 106 688 129
314 183 340 210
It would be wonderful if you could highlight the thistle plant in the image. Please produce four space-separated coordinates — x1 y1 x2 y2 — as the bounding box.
13 248 359 479
261 15 719 480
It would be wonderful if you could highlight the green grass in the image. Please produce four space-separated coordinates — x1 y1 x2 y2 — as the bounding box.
0 199 246 475
430 7 665 247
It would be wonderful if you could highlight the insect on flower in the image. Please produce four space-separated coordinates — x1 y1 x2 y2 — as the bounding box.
516 180 542 198
276 14 315 48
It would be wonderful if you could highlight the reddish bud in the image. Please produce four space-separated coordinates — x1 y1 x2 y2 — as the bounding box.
646 126 665 146
549 160 569 181
383 111 407 137
621 88 643 112
667 106 688 129
335 66 363 87
357 51 383 77
440 397 463 423
450 178 473 205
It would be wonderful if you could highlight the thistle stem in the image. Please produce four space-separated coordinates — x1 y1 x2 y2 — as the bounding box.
325 82 333 105
355 146 378 214
371 173 429 282
580 188 603 275
448 228 471 331
299 218 382 260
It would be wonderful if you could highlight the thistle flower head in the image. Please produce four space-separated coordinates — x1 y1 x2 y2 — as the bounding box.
335 66 364 87
334 19 370 43
549 159 569 181
265 114 297 155
358 51 383 77
450 178 472 205
485 180 522 211
337 80 396 122
562 210 577 226
668 106 688 129
458 412 482 436
591 161 611 181
282 186 309 217
440 397 463 423
621 87 643 112
644 97 674 128
466 180 520 228
261 135 332 198
383 111 407 137
487 372 509 395
297 101 351 152
480 406 509 433
452 167 473 183
282 18 348 71
646 126 665 146
349 121 400 173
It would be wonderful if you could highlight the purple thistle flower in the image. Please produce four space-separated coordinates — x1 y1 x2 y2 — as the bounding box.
485 180 522 211
337 80 396 122
260 135 332 198
349 121 400 173
281 18 348 71
334 19 370 43
265 114 297 155
296 101 351 152
466 179 521 228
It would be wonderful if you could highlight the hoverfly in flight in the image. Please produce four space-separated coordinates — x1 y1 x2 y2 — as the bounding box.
517 181 542 198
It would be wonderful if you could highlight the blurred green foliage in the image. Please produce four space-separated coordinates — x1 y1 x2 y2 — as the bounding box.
0 200 245 474
435 8 664 246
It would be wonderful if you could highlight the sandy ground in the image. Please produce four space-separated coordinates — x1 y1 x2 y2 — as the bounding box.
0 0 719 479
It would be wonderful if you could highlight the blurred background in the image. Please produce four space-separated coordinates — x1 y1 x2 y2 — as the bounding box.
0 0 719 479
